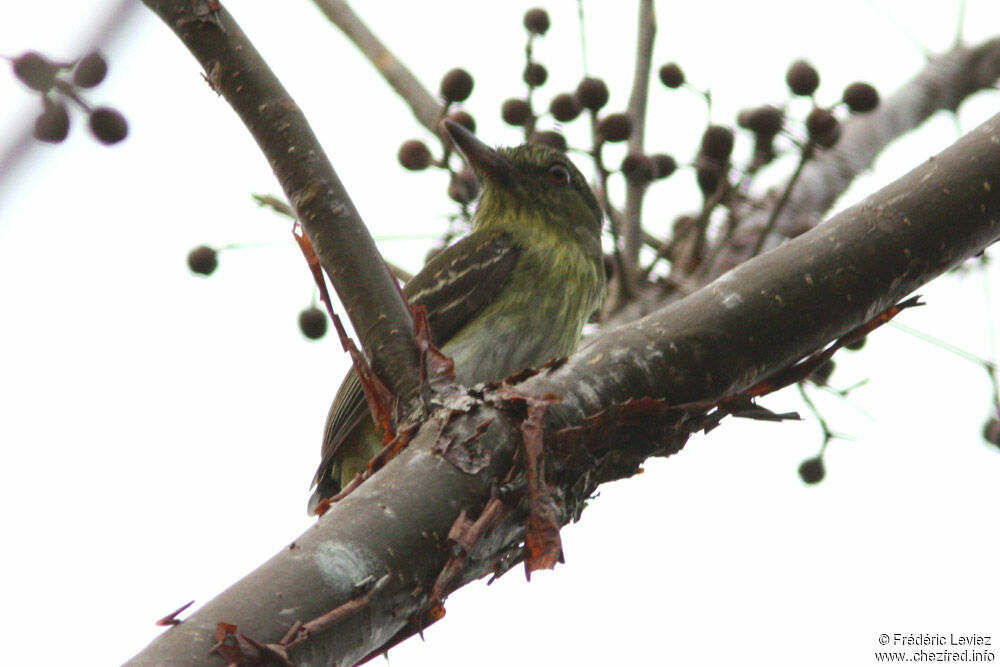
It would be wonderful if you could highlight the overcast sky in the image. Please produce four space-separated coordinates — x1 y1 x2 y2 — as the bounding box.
2 1 999 665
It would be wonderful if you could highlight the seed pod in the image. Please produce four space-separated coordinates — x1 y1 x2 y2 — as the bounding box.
440 68 474 103
575 77 609 111
523 8 550 35
298 307 328 340
398 139 432 171
549 93 581 122
658 62 685 89
786 59 819 96
501 98 532 127
88 107 128 145
842 82 879 113
187 246 219 276
597 113 631 142
73 51 108 88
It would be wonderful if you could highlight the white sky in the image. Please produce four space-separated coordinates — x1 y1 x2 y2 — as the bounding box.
1 1 999 665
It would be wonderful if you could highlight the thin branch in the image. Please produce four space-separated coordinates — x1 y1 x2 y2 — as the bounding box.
312 0 443 132
621 0 656 282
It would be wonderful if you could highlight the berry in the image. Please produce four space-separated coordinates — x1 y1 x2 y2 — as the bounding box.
810 359 835 386
651 153 677 179
983 416 1000 447
700 125 734 161
597 113 632 142
88 107 128 144
445 110 476 134
658 62 685 89
501 98 532 127
440 68 474 103
523 8 550 35
844 335 867 351
529 131 567 152
13 51 58 92
786 59 819 96
34 101 70 143
549 93 581 122
739 105 783 137
398 139 432 171
798 457 825 484
448 169 479 204
73 51 107 88
575 77 609 111
806 107 840 147
523 62 548 87
843 82 879 113
621 153 654 184
298 307 328 340
187 246 218 276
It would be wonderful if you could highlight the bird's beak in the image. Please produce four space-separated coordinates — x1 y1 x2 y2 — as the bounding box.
443 120 517 183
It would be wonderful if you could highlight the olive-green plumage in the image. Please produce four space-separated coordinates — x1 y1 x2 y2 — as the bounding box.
308 121 606 514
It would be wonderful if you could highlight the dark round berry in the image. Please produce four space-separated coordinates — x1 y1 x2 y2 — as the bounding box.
798 457 825 484
34 101 70 143
597 113 632 142
398 139 432 171
13 51 58 92
523 62 548 87
983 416 1000 447
810 359 835 386
843 82 879 113
549 93 581 122
523 8 551 35
298 307 328 340
651 153 677 179
73 51 107 88
448 169 479 204
575 77 609 111
529 130 567 152
621 153 654 184
658 62 685 89
439 68 474 103
445 110 476 134
786 59 819 96
501 98 532 127
805 107 840 147
187 245 218 276
844 335 867 351
700 125 734 160
739 105 783 137
88 107 128 145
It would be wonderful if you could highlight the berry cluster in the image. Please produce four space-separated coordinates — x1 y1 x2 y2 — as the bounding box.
9 50 128 145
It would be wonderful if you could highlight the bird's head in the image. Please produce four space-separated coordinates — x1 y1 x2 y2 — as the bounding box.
444 121 603 247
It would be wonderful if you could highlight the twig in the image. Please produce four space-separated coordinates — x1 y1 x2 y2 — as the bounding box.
311 0 442 131
621 0 656 280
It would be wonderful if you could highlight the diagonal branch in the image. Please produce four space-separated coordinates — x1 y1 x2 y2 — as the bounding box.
311 0 443 132
128 110 1000 667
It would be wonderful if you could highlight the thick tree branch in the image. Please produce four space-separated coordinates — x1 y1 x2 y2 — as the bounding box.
129 111 1000 667
142 0 422 406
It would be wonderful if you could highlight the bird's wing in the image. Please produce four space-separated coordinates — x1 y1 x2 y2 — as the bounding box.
312 230 522 490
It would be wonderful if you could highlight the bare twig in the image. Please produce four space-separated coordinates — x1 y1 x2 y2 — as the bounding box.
622 0 656 279
311 0 443 131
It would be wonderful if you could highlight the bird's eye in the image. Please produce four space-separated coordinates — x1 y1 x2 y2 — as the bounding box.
548 163 571 187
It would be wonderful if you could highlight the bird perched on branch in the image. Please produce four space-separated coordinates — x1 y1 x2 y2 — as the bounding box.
308 121 606 515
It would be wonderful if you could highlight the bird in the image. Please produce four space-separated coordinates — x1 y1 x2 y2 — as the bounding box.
308 120 606 515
